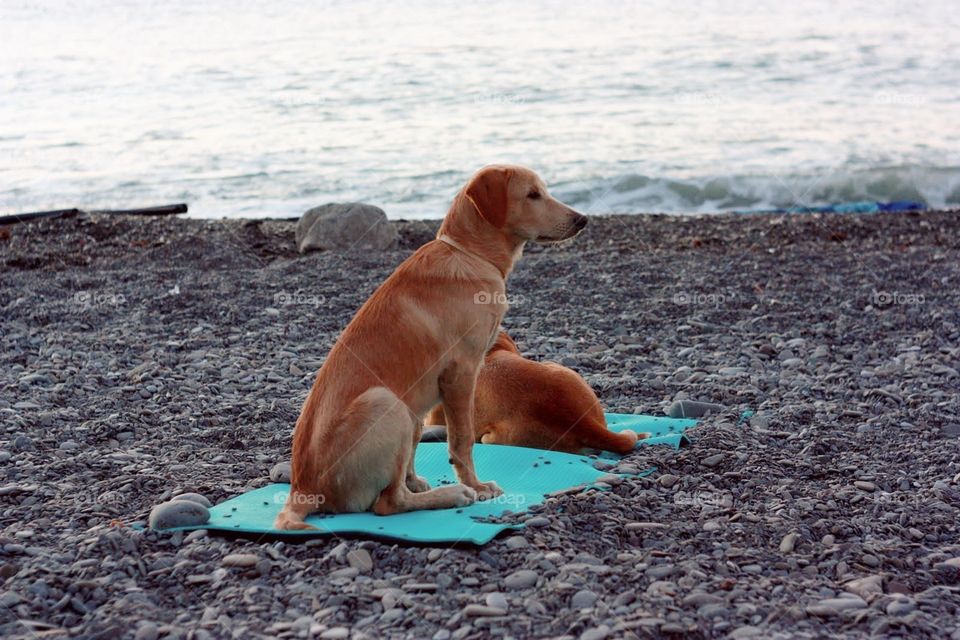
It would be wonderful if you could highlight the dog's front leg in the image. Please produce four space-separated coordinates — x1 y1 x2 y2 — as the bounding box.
439 364 503 500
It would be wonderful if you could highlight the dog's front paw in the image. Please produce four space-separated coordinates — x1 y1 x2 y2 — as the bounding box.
452 484 478 507
473 480 503 502
407 475 431 493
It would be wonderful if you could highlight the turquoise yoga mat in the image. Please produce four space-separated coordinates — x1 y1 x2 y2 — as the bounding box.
161 413 697 545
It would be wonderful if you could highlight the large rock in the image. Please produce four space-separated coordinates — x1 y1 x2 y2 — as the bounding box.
295 203 397 253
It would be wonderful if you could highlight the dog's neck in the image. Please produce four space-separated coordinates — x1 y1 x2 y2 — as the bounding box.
437 234 509 279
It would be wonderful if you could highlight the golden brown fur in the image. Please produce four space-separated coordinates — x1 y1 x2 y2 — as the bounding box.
275 165 587 529
426 331 647 455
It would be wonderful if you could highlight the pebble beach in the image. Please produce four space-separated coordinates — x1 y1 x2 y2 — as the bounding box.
1 209 959 639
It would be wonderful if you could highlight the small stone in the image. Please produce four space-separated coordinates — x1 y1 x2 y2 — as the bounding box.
570 589 598 609
485 592 508 611
184 529 208 544
172 492 213 508
222 553 258 568
59 440 80 451
134 622 159 640
504 569 539 590
854 481 876 492
149 500 209 529
844 575 883 602
346 549 373 573
860 554 881 568
933 557 960 583
658 474 679 488
420 427 447 442
579 625 610 640
701 453 724 468
504 535 528 549
667 400 723 419
886 597 916 616
887 580 912 596
463 604 506 617
320 628 350 639
524 516 550 528
806 596 868 617
626 522 668 531
0 591 23 608
779 533 799 553
269 462 291 483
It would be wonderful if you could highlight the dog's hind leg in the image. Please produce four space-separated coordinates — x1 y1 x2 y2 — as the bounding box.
404 420 431 493
372 398 477 515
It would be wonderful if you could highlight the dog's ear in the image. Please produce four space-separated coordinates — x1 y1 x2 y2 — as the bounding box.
465 166 513 228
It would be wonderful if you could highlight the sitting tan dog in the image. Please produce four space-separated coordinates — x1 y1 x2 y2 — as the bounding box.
426 331 646 455
275 165 588 529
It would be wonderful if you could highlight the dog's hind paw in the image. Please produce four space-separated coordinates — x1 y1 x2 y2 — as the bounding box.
406 475 431 493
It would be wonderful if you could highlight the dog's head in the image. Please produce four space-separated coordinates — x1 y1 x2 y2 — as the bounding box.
461 165 587 243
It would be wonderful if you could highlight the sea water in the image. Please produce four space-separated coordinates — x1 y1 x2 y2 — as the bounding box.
2 0 959 218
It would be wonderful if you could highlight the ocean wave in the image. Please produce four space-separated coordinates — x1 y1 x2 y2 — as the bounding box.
552 165 960 214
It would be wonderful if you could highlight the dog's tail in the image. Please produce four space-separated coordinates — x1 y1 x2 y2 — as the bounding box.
579 426 648 455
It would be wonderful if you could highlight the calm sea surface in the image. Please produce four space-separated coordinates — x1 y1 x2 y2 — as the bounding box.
2 0 959 218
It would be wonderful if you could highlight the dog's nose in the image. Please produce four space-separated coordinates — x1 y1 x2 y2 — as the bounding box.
574 214 588 231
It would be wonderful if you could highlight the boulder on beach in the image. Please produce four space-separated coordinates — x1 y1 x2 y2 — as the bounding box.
295 203 397 253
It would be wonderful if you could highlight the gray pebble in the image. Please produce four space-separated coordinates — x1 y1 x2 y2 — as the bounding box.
667 400 723 419
658 474 679 488
504 569 539 590
269 461 292 483
148 500 209 529
579 625 610 640
172 492 213 508
134 622 159 640
571 589 598 609
779 532 799 553
701 453 724 467
886 598 916 616
504 535 528 549
463 604 506 617
222 553 258 568
485 592 508 611
347 549 373 573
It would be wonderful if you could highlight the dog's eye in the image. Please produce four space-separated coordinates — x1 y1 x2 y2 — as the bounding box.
527 190 541 200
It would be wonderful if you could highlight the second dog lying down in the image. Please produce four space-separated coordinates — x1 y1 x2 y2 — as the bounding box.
425 331 648 455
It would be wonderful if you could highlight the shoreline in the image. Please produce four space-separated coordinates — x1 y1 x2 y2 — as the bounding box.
1 209 959 638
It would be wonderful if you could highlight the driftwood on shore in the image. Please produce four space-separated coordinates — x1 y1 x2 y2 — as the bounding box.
0 203 188 226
